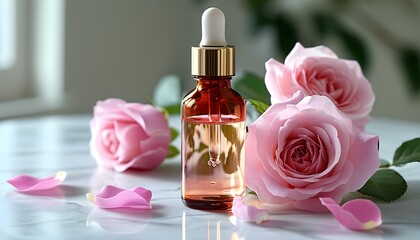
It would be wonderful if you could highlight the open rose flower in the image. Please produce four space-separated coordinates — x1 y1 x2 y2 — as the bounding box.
90 99 170 172
245 93 379 212
265 43 375 130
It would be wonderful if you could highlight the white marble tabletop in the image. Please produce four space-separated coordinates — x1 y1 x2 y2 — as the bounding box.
0 115 420 239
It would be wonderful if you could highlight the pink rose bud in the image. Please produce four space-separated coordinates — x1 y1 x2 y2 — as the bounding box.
89 99 171 172
265 43 375 130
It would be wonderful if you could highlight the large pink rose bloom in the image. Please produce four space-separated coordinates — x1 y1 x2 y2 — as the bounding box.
265 43 375 129
90 99 171 172
245 92 379 212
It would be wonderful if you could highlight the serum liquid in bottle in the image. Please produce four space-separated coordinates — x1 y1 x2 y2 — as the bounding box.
181 7 246 210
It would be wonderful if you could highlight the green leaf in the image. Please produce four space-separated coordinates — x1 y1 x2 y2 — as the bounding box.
223 149 238 174
233 72 270 105
221 123 238 144
197 151 211 175
248 99 269 115
162 104 181 115
393 138 420 166
153 74 183 108
170 127 179 141
379 159 390 168
358 169 407 202
167 145 180 159
248 191 257 195
158 105 169 119
398 48 420 95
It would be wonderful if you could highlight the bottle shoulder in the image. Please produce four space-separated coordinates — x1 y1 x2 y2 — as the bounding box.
181 86 245 121
181 87 244 107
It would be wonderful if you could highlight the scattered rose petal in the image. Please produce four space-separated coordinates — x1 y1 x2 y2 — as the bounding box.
6 171 67 192
87 185 152 209
232 196 269 224
320 197 382 230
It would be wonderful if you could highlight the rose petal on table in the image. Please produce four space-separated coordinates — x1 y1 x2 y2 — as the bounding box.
86 185 152 209
320 197 382 230
6 171 67 192
232 196 269 224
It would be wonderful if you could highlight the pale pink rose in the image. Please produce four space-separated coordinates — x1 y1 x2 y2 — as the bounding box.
245 94 379 212
265 43 375 129
90 99 170 172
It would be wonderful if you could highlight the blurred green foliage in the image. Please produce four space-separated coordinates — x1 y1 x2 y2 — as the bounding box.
244 0 369 70
232 72 270 104
197 0 420 96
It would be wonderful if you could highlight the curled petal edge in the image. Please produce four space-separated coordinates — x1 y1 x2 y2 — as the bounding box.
320 197 382 231
232 196 269 224
6 171 67 192
87 185 152 209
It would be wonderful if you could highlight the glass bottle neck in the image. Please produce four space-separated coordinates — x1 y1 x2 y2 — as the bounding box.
194 77 232 90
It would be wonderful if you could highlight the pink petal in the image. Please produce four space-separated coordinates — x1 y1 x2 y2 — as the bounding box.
87 185 152 209
320 197 382 230
93 99 134 122
285 43 339 66
232 196 269 224
265 58 297 102
115 147 168 172
123 103 170 138
6 171 67 192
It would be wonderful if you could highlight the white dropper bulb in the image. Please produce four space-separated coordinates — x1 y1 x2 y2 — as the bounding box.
199 7 227 47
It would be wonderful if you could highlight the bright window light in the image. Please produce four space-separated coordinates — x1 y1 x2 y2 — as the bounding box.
0 0 15 70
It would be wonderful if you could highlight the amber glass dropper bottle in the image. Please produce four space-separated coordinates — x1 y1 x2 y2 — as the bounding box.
181 7 246 210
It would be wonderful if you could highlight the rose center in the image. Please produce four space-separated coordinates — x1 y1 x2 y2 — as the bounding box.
291 146 310 164
280 137 326 175
296 60 345 106
102 129 119 154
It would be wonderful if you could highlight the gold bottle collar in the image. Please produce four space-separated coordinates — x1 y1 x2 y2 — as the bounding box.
191 46 235 77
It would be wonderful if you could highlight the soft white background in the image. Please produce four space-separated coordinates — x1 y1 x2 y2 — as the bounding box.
0 0 419 121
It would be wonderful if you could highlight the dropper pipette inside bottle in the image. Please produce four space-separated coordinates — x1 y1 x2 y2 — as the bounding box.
200 8 226 168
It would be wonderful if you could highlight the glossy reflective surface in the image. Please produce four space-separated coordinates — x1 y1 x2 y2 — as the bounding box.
1 115 420 239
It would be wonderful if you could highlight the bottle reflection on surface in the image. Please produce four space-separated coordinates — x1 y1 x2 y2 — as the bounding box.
182 210 240 240
86 208 152 235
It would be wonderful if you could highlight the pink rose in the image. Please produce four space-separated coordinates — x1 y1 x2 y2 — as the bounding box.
90 99 170 172
245 92 379 212
265 43 375 129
